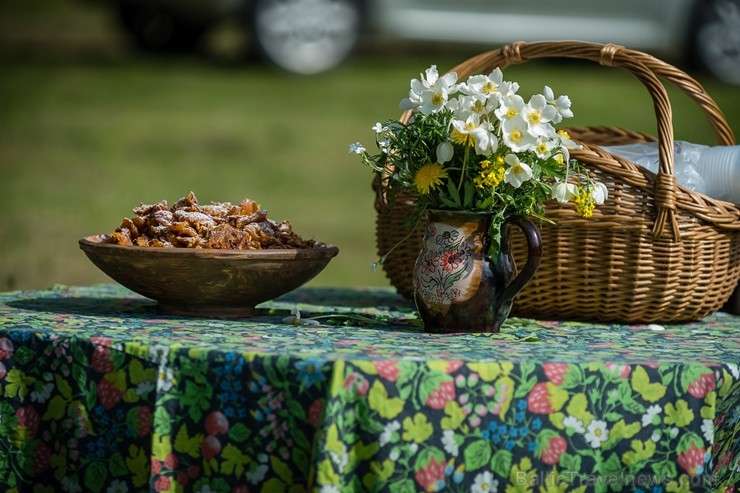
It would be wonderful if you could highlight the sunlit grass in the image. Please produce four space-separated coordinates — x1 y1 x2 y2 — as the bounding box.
1 1 738 291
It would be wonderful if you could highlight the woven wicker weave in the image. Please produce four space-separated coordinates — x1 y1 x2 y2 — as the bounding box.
374 41 740 323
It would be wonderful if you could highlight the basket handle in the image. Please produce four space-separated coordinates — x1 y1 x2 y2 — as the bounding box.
406 41 737 238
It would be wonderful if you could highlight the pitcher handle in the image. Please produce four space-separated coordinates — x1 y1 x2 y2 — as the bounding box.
499 216 542 303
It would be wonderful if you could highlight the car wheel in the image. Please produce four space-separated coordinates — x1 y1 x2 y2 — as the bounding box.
116 2 206 53
691 0 740 84
249 0 364 74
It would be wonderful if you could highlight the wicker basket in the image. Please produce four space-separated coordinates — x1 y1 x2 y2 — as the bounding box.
374 41 740 323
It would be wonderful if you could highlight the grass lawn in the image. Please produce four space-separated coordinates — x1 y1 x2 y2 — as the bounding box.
1 0 738 292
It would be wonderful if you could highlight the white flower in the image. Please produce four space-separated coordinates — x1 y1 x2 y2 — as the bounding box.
556 129 580 149
136 380 155 396
451 114 497 156
533 136 558 159
504 154 533 188
494 93 525 121
283 308 320 326
727 363 739 380
591 181 609 205
701 419 714 443
544 85 573 123
442 429 459 456
563 415 585 433
472 471 498 493
320 487 340 493
156 367 175 393
400 65 458 115
551 182 578 203
584 419 609 448
31 382 54 403
148 344 170 365
642 404 662 427
106 479 128 493
651 431 661 442
522 94 557 138
379 420 401 446
348 142 366 154
247 464 270 484
62 477 82 493
436 141 454 164
330 445 348 470
501 116 536 152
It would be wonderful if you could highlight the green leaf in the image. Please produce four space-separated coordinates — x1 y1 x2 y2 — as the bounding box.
389 479 416 493
84 461 108 493
463 181 474 209
271 455 294 484
560 453 582 478
43 395 67 421
174 425 203 458
490 448 513 478
287 399 307 422
221 443 251 477
108 452 128 477
228 422 251 443
446 178 462 208
153 406 171 435
513 375 537 398
651 460 677 482
12 346 36 366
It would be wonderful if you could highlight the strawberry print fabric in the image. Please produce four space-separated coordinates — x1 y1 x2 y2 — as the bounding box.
0 284 737 492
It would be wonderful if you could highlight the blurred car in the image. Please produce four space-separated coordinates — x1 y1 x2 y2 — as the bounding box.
109 0 740 83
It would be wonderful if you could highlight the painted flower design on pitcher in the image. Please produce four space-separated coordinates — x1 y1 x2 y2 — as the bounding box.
415 221 476 306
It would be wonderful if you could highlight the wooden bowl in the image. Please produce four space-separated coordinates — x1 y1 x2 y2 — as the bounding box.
79 235 339 317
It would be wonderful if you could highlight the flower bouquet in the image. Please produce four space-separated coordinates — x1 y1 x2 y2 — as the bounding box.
350 64 607 261
350 64 607 332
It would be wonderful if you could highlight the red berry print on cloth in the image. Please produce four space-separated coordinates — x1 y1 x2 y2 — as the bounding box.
97 378 123 410
202 435 222 460
677 441 706 476
131 405 152 437
32 442 51 474
205 411 229 436
91 345 115 374
0 337 14 359
540 435 567 465
687 373 716 399
308 399 324 428
543 363 568 385
425 380 456 410
415 455 446 492
16 406 40 439
374 360 400 382
527 382 568 414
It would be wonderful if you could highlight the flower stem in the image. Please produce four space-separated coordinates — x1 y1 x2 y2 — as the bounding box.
458 146 470 193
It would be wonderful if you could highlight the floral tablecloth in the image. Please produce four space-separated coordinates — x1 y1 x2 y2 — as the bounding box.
0 284 738 493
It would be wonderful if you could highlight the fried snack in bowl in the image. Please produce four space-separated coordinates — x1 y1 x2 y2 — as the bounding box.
80 192 338 317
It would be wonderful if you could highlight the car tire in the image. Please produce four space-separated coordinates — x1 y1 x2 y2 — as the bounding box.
116 1 206 53
690 0 740 84
249 0 364 74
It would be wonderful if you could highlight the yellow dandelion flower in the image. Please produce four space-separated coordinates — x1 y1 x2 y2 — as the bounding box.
414 162 448 195
451 128 477 147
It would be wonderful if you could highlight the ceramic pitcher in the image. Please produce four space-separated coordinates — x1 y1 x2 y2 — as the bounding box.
412 210 542 333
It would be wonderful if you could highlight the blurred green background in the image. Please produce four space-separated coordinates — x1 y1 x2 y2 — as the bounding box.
1 0 738 292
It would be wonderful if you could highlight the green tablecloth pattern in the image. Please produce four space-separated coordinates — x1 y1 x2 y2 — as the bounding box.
0 284 738 493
